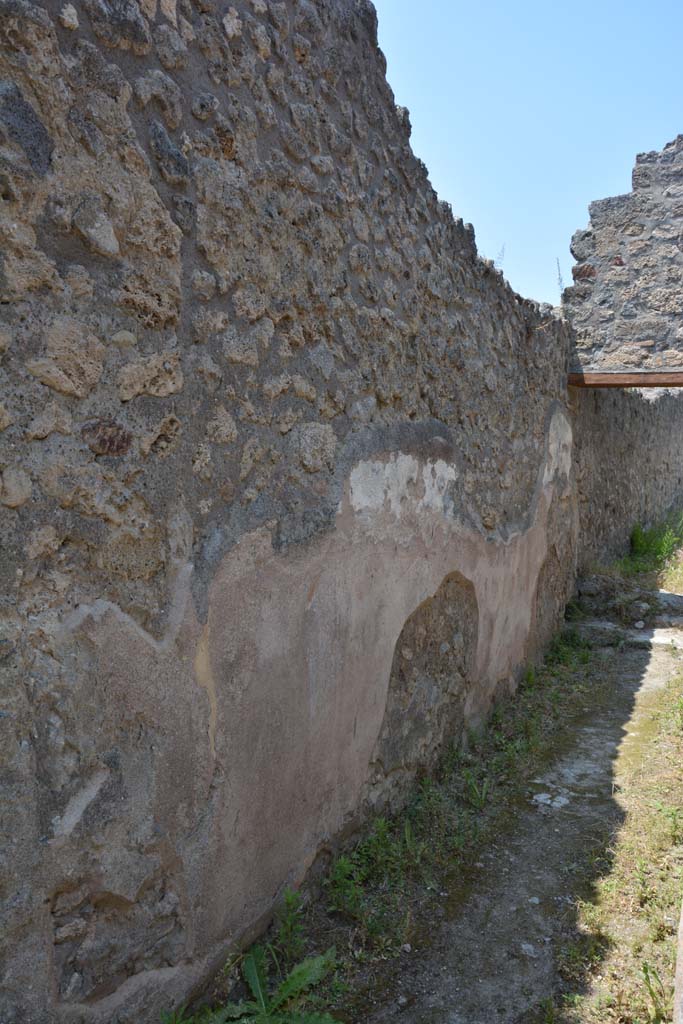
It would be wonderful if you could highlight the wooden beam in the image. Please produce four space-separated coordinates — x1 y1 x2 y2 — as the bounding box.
568 370 683 388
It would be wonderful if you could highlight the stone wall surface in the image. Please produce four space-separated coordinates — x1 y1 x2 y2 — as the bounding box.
572 387 683 570
564 135 683 371
1 0 683 1021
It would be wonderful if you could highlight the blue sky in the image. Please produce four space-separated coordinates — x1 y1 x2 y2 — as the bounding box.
373 0 683 304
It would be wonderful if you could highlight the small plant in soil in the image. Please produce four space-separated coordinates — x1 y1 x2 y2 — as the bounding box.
325 855 364 920
614 513 683 578
172 948 337 1024
462 767 490 809
655 801 683 844
641 960 668 1023
674 694 683 733
161 1011 197 1024
161 949 337 1024
217 946 337 1023
402 818 427 869
275 888 306 966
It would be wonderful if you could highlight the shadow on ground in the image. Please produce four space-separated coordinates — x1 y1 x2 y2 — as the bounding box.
356 637 673 1024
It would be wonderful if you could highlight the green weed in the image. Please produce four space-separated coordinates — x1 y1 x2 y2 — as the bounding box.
539 996 558 1023
325 856 363 920
161 1011 196 1024
641 960 668 1023
673 695 683 734
402 818 427 870
547 630 591 667
565 597 585 622
275 889 306 966
462 768 490 810
161 1008 218 1024
355 818 402 884
522 665 537 689
558 931 610 982
655 801 683 844
615 514 683 577
162 949 339 1024
635 857 656 907
208 946 337 1023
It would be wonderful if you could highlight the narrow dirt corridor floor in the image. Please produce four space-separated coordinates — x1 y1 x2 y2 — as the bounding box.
364 613 683 1023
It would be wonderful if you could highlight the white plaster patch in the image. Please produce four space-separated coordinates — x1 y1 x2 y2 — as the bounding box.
350 453 458 518
418 459 458 512
349 453 418 516
543 409 573 487
51 768 110 838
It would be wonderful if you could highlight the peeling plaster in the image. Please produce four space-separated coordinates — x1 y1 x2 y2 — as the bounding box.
349 454 458 519
54 410 575 1018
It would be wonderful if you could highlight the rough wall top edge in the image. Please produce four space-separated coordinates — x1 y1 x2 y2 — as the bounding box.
0 0 573 636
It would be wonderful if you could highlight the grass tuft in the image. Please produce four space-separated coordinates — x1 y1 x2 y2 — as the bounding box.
615 514 683 579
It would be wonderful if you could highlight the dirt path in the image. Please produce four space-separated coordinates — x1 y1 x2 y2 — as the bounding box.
366 626 681 1023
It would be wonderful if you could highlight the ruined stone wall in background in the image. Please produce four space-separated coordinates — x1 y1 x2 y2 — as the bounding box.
571 387 683 571
1 0 682 1021
561 133 683 565
564 135 683 371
